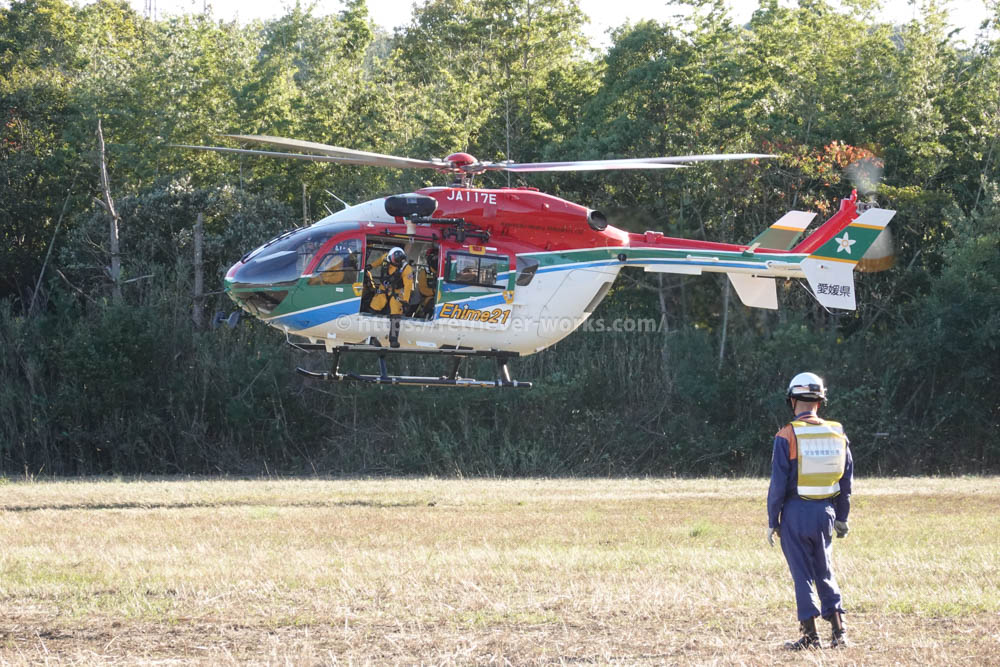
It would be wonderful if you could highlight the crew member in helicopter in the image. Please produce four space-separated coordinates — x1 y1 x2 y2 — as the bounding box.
310 243 360 286
767 372 853 650
415 247 439 319
368 247 413 347
360 261 377 313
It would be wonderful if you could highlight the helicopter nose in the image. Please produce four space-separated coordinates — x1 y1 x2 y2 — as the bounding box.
225 259 294 317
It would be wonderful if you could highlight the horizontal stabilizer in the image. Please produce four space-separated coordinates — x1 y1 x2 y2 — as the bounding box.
801 207 895 310
750 211 816 250
641 264 702 275
728 274 778 309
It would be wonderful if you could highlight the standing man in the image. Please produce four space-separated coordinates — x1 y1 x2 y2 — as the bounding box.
767 372 853 650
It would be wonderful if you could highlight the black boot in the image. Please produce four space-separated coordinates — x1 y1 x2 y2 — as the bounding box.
825 611 848 648
388 315 401 348
784 617 822 650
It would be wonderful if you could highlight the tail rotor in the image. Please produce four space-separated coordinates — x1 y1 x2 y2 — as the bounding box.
847 157 895 272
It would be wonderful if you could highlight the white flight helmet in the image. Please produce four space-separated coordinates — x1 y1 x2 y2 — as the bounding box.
786 371 827 408
387 247 406 266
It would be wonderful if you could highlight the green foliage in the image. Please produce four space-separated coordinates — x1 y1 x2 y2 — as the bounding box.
391 0 592 174
886 184 1000 469
1 0 998 476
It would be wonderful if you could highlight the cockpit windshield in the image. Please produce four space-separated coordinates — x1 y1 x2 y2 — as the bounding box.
231 227 337 287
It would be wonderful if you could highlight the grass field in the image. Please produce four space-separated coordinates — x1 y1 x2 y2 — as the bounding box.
1 476 999 665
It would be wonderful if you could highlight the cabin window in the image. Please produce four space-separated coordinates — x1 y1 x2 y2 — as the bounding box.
446 252 508 289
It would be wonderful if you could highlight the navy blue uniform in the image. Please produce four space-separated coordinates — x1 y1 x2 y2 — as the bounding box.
767 411 853 621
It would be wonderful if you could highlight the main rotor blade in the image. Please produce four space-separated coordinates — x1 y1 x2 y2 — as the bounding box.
494 153 775 172
496 161 688 172
641 153 776 164
173 144 389 166
222 134 440 170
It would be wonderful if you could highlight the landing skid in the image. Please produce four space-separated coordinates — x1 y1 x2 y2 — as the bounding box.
292 342 532 388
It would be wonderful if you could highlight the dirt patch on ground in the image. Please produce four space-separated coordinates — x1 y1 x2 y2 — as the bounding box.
4 610 999 665
3 478 999 664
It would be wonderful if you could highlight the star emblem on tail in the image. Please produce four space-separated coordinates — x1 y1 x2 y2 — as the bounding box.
835 232 857 254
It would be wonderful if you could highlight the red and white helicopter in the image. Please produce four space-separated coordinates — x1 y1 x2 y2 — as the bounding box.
181 135 895 388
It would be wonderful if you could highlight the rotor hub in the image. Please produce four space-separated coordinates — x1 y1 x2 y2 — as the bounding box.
444 152 479 174
445 152 476 167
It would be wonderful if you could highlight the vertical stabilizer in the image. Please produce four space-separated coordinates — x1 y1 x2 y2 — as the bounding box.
800 207 895 310
749 211 816 250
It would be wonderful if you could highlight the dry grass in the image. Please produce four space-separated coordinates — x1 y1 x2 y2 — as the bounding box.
1 476 999 665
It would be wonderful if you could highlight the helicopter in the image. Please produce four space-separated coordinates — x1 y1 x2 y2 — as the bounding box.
179 135 895 388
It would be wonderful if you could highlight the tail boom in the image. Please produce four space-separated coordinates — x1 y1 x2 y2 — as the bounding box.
620 198 895 311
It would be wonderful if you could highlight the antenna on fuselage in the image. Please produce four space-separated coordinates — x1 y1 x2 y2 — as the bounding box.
505 99 512 189
325 190 351 209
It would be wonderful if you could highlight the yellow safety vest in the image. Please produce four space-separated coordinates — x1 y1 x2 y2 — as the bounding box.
791 419 847 500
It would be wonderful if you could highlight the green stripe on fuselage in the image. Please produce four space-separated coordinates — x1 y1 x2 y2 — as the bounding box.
520 246 792 269
282 276 361 316
524 248 619 267
227 274 361 319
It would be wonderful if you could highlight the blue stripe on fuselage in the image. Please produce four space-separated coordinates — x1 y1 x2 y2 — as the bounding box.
267 253 796 332
267 297 360 330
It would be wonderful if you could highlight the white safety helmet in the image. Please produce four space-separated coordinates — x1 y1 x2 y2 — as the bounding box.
387 247 406 266
786 372 827 406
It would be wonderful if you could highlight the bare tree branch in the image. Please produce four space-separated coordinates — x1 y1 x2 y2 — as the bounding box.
96 119 122 304
28 178 77 318
55 268 97 304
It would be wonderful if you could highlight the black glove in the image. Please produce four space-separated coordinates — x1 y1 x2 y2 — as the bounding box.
834 520 849 538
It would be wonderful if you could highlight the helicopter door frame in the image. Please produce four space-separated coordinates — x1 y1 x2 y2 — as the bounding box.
300 233 365 318
361 236 442 319
435 247 515 330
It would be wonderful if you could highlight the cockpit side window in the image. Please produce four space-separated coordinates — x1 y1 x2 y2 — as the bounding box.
309 238 362 285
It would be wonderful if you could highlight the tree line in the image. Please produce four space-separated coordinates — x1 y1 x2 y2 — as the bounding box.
1 0 998 476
